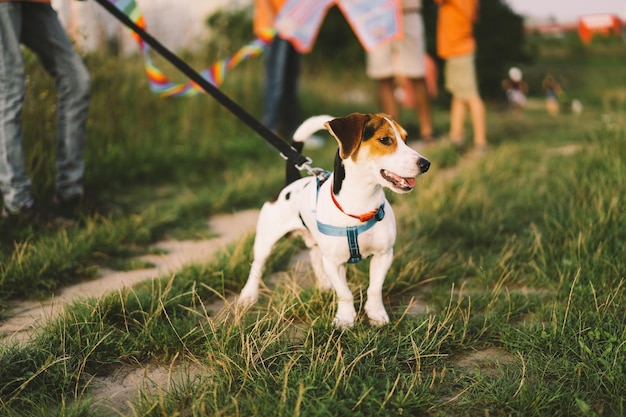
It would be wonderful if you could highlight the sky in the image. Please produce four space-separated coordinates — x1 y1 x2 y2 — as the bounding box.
505 0 626 22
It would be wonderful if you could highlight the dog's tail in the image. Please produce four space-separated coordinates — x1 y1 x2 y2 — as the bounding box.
293 115 334 143
284 115 334 186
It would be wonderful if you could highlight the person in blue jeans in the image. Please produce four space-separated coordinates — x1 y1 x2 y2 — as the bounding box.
264 36 303 184
254 0 302 185
262 36 301 143
0 0 90 222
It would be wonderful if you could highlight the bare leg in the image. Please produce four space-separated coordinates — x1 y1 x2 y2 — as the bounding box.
410 78 433 139
467 96 487 148
449 96 466 142
377 77 399 120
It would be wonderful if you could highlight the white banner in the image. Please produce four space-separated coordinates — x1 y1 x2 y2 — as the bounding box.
275 0 402 53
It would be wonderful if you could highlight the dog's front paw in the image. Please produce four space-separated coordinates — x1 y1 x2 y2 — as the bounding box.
316 275 333 291
333 304 357 328
237 286 259 307
367 312 390 326
237 295 257 308
365 302 390 326
333 315 356 328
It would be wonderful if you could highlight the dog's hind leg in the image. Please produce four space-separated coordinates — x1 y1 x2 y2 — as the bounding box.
238 245 268 306
308 245 332 290
238 202 303 306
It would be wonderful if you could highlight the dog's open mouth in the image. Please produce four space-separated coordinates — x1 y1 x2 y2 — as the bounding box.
380 169 416 191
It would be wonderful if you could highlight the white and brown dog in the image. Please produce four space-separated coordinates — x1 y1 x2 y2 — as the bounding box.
238 113 430 327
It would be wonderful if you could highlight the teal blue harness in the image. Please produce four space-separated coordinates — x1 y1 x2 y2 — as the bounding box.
314 173 385 263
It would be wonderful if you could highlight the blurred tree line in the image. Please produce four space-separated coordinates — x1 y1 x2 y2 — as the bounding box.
206 0 531 100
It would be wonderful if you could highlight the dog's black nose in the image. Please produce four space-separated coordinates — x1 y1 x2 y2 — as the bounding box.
418 157 430 173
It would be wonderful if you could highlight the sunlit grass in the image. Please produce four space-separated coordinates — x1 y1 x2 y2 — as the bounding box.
0 41 625 416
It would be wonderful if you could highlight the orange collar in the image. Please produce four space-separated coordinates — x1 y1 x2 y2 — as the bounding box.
330 185 382 223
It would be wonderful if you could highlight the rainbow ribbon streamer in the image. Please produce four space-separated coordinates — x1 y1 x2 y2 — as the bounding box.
108 0 275 97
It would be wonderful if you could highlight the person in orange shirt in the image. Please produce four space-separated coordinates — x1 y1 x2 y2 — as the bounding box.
435 0 487 154
0 0 93 222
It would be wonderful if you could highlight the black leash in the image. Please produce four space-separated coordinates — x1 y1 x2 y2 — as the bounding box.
93 0 313 172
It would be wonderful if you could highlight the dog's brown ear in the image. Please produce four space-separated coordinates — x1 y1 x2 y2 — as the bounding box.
324 113 369 159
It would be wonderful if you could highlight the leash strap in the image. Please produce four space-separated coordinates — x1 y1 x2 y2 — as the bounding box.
94 0 311 170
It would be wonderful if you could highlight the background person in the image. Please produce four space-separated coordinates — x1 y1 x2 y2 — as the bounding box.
366 0 436 143
254 0 303 184
435 0 487 154
502 66 528 111
0 0 91 221
542 74 563 116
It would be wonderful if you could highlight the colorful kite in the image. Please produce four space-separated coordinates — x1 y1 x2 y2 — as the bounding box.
108 0 400 97
107 0 274 97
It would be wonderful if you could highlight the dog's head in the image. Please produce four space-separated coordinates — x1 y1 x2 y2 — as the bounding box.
324 113 430 194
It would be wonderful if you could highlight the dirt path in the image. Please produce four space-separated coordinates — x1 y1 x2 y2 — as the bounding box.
0 209 260 344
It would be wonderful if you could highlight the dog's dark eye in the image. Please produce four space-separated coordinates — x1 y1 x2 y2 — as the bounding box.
379 136 393 146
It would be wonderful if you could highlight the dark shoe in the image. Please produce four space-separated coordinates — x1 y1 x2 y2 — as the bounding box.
285 141 305 186
1 199 48 226
420 131 439 143
443 135 466 150
51 191 122 218
473 144 489 155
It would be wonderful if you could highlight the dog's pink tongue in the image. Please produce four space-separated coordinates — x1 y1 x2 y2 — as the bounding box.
405 178 417 188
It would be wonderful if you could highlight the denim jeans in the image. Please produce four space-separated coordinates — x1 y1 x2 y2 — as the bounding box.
0 2 90 213
262 36 301 138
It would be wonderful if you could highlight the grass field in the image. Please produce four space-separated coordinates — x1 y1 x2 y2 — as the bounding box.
0 37 624 416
